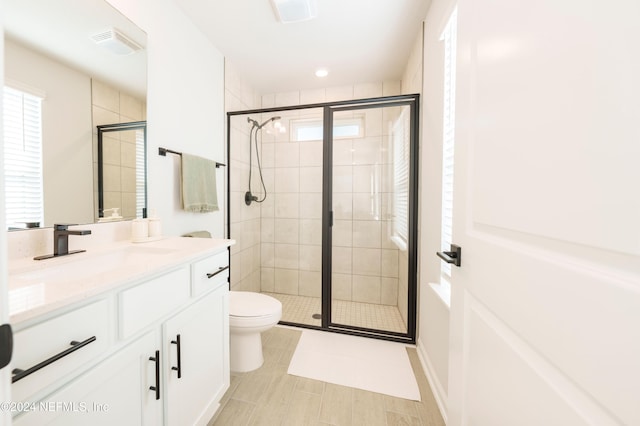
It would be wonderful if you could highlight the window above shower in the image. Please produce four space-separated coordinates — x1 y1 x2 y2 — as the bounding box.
291 116 365 142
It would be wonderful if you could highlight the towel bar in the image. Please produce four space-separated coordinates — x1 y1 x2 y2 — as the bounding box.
158 147 225 168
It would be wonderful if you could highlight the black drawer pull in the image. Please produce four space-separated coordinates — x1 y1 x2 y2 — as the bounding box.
206 266 229 279
171 334 182 379
149 350 160 400
12 336 96 383
436 244 462 267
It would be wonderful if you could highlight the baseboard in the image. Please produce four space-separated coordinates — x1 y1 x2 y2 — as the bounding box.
417 338 448 424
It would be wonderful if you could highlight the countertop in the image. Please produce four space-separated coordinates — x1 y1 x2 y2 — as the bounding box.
8 236 235 325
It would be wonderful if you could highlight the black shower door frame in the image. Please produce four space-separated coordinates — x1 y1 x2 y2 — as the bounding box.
226 94 420 344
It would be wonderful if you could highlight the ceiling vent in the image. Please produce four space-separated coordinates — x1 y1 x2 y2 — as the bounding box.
270 0 318 23
91 28 143 55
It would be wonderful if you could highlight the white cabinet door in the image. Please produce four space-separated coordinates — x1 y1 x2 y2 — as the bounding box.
447 1 640 425
14 331 161 426
163 286 229 426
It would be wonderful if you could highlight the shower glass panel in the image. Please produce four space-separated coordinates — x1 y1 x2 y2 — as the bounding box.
329 104 411 336
227 94 418 343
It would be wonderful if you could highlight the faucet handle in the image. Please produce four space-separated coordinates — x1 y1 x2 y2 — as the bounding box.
54 223 76 231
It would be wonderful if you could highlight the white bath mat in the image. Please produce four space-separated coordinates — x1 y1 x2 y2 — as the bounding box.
287 329 421 401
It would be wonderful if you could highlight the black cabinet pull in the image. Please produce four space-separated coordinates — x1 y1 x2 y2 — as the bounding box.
436 244 462 267
171 334 182 378
12 336 96 383
0 324 13 370
206 266 229 279
149 350 160 400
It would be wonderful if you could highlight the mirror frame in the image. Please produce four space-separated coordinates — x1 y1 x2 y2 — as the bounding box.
97 121 148 219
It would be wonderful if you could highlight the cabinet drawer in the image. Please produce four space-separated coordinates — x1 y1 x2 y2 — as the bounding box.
119 267 190 339
12 299 111 404
191 250 229 297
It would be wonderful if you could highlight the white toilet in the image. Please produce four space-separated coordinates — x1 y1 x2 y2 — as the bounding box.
229 291 282 373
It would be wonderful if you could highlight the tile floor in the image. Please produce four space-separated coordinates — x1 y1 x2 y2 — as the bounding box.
263 293 407 334
208 326 445 426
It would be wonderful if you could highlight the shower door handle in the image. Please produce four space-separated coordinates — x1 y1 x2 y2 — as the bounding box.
437 244 462 267
329 211 333 227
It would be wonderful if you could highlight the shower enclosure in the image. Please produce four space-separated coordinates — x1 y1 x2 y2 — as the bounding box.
227 94 419 342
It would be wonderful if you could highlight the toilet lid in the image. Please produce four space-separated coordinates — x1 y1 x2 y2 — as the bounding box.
229 291 282 317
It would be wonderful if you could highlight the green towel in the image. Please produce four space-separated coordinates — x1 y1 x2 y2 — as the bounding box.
182 230 212 238
181 153 219 213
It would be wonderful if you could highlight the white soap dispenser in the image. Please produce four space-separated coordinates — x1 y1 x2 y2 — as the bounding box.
131 217 149 241
148 210 162 238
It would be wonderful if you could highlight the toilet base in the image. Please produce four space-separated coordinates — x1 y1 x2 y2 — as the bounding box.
230 331 264 373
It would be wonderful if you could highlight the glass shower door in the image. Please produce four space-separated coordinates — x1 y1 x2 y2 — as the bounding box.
325 98 417 341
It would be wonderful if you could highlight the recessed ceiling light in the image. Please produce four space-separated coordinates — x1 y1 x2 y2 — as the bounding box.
315 68 328 78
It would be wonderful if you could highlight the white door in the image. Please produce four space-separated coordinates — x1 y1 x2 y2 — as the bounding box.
446 1 640 425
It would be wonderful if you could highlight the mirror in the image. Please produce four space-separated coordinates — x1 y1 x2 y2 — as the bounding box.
3 0 147 230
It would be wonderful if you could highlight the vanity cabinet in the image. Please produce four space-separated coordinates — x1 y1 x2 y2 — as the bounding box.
14 331 161 426
163 285 229 425
10 243 231 426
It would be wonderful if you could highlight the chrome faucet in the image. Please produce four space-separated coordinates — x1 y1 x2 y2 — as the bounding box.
34 224 92 260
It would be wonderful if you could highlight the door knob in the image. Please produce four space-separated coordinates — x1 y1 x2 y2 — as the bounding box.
437 244 461 267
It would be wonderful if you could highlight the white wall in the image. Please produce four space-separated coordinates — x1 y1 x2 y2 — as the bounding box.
415 0 458 421
5 38 94 227
106 0 226 238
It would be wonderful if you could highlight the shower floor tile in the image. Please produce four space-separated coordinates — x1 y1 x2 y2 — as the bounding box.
263 292 406 333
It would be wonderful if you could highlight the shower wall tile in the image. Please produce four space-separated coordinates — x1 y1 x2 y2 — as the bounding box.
326 85 354 102
230 223 242 254
380 221 397 250
332 247 352 274
102 137 121 166
299 167 322 193
333 140 353 166
332 220 352 247
332 273 352 301
274 218 299 244
275 91 300 107
299 245 321 271
299 141 323 167
121 167 136 193
332 194 353 220
274 193 299 218
261 243 275 268
381 277 399 305
300 88 326 104
121 141 136 168
381 249 399 278
354 82 383 99
333 166 353 193
275 143 299 167
353 248 381 276
352 193 381 221
353 221 381 248
352 275 381 304
352 137 382 165
275 168 300 193
275 243 299 269
299 271 321 297
261 218 274 242
261 143 275 168
260 190 275 218
365 108 384 137
352 165 380 193
261 268 275 293
299 219 322 245
275 268 299 295
383 80 402 96
299 193 322 219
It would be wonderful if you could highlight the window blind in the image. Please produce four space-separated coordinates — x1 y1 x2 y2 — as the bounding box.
3 86 44 228
440 8 457 279
392 107 411 248
135 129 145 217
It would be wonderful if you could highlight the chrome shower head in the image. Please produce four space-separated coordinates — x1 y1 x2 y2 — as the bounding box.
248 116 282 130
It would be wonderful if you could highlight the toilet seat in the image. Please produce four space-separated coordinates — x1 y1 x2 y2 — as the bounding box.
229 291 282 318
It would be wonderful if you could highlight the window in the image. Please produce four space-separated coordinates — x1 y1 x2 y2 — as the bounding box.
135 129 146 217
3 85 44 229
392 107 411 250
291 116 364 142
440 8 458 281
